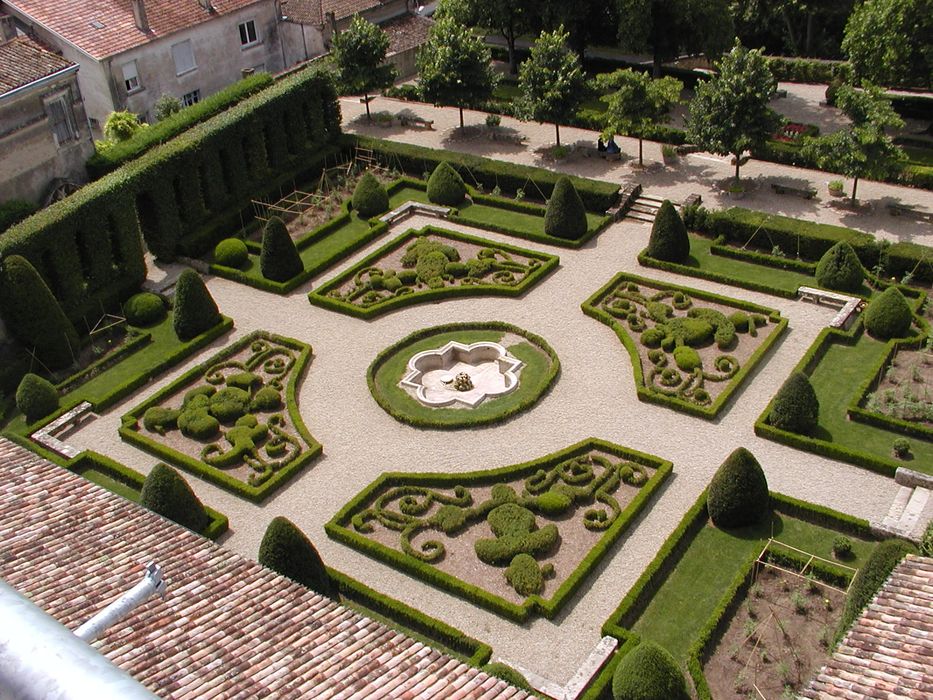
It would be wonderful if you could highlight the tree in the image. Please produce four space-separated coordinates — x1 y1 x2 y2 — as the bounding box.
103 110 146 142
153 94 182 122
707 447 770 529
544 177 587 240
612 642 689 700
517 26 584 146
802 83 905 205
645 201 690 262
351 171 389 218
426 162 467 205
260 216 303 282
172 268 221 341
733 0 854 58
331 14 397 121
686 42 782 181
140 463 209 533
438 0 534 75
417 17 498 130
843 0 932 89
596 69 683 166
769 372 819 434
258 516 339 600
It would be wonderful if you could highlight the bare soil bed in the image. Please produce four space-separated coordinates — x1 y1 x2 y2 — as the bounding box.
866 346 933 425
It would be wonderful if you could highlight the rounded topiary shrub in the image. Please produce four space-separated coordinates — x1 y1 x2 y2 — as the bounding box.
124 292 166 326
426 161 466 205
544 177 587 240
645 200 690 263
769 371 819 434
707 447 770 529
260 216 303 282
815 241 864 292
612 642 689 700
258 516 339 600
172 269 221 341
214 238 249 268
140 463 209 533
838 538 916 640
15 373 59 423
673 345 701 371
864 286 913 340
352 171 390 218
482 662 533 691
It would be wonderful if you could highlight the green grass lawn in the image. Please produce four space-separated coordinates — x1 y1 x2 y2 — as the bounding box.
681 236 816 295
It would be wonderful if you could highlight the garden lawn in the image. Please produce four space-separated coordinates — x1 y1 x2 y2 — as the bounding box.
631 514 876 661
75 466 140 502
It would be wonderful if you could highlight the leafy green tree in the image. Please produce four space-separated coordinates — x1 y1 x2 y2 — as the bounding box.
332 14 397 121
437 0 534 75
153 94 182 122
843 0 932 89
517 26 584 146
733 0 854 58
802 83 905 205
417 17 497 130
103 110 146 142
596 69 682 166
686 42 782 181
258 516 339 600
538 0 619 59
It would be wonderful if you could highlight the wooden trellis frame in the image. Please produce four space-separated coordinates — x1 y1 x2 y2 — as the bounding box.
754 538 858 596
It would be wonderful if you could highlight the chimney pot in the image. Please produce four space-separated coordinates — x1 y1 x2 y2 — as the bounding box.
0 15 17 43
131 0 149 32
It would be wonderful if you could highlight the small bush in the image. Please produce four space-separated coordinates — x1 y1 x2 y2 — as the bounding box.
177 405 220 440
864 287 913 340
172 269 221 341
645 200 690 263
426 161 466 205
482 662 532 691
832 536 853 559
474 503 559 566
673 345 701 371
258 516 339 600
214 238 249 268
815 241 864 292
140 463 209 533
351 171 390 218
15 373 59 423
707 447 770 529
769 372 820 434
920 521 933 557
260 216 303 282
251 386 282 411
892 438 911 459
505 553 549 596
838 539 915 640
142 406 180 434
612 641 690 700
544 177 587 240
124 292 166 326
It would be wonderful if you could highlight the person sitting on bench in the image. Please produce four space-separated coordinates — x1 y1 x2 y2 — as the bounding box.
605 137 621 155
597 137 606 152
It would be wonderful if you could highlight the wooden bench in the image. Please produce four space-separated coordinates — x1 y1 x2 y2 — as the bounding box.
399 114 434 130
31 401 95 459
888 203 933 223
772 182 817 199
379 201 451 225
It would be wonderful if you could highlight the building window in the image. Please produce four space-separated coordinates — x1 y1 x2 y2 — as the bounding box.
46 94 78 146
122 61 141 93
172 40 197 75
182 89 201 107
238 20 258 47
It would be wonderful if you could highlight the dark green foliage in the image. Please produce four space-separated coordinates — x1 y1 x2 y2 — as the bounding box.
426 162 466 205
706 447 770 529
815 241 864 292
351 172 390 218
0 255 79 370
833 536 853 559
920 521 933 557
260 216 303 282
258 516 338 600
401 238 459 268
214 238 249 268
172 268 221 341
646 201 689 262
864 287 913 339
15 373 59 423
251 386 281 411
673 346 701 371
611 642 690 700
482 662 533 691
209 386 251 423
140 463 209 533
534 490 572 515
474 503 559 566
544 177 587 240
0 200 36 232
416 250 449 284
143 406 180 434
504 553 553 596
124 292 166 326
769 372 820 434
838 539 916 640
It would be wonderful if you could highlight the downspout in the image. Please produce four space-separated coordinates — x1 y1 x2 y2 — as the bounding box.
74 562 166 642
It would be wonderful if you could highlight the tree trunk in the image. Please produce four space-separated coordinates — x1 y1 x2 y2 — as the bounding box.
652 49 662 79
458 107 465 131
805 13 815 56
364 93 371 122
735 153 741 182
639 137 644 166
555 122 561 146
781 11 800 56
851 176 859 206
506 26 518 75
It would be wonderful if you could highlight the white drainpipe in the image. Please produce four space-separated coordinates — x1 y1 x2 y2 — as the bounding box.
75 562 166 642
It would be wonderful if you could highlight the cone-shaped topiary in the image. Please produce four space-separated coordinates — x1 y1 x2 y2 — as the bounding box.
645 201 690 263
352 171 390 218
258 516 339 600
426 161 466 205
482 663 533 691
864 286 913 339
140 463 209 533
544 177 587 240
612 641 690 700
707 447 770 529
769 371 819 434
260 216 303 282
815 241 864 292
15 373 59 423
0 255 79 369
172 268 221 341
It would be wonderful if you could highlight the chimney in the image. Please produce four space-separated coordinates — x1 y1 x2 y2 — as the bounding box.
131 0 149 32
326 11 338 36
197 0 216 13
0 15 17 43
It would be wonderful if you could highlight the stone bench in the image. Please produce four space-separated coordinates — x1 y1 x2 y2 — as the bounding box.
888 203 933 223
798 286 856 308
378 201 451 225
31 401 95 459
771 182 817 199
829 298 863 330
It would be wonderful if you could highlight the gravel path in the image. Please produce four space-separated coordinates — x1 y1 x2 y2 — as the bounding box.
67 98 924 684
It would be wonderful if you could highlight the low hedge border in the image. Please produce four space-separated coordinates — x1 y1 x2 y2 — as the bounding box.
367 321 560 429
309 225 559 319
66 451 229 540
119 330 321 503
709 239 818 275
326 438 672 622
328 567 492 666
582 271 788 419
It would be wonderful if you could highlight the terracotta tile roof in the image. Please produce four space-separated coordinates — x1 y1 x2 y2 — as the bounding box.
0 438 530 699
322 0 382 22
0 34 75 95
4 0 266 59
801 554 933 699
382 12 431 56
281 0 321 25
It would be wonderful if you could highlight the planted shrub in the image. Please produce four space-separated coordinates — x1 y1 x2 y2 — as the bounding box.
832 536 853 559
426 161 466 205
351 171 390 218
143 406 180 434
172 269 221 341
673 345 701 371
260 216 303 282
15 373 59 423
474 503 559 566
504 553 551 596
140 463 209 533
838 539 916 640
769 371 820 434
258 516 339 600
124 292 166 326
815 241 864 292
892 438 911 459
0 199 36 232
645 201 689 263
611 641 690 700
864 287 913 339
214 238 249 268
482 662 533 691
707 447 770 529
544 177 587 240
